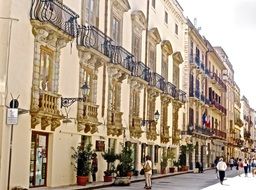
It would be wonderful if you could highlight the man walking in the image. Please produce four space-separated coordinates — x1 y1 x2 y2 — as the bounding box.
216 157 227 185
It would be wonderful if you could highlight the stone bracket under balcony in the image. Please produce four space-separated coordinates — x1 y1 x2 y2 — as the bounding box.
129 116 143 138
146 122 157 141
161 133 170 143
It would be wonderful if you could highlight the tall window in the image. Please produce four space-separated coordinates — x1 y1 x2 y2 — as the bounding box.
162 53 168 80
40 47 53 91
132 34 141 62
189 108 194 125
84 0 99 27
112 17 121 44
148 43 156 72
165 11 168 24
175 23 178 35
152 0 156 8
173 64 179 88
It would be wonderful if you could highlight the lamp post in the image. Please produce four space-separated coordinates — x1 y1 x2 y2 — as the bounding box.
61 82 90 108
141 110 160 126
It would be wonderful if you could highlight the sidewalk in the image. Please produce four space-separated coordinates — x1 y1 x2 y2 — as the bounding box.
30 170 194 190
202 173 256 190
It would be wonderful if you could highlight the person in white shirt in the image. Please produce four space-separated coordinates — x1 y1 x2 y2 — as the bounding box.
143 155 152 189
216 157 227 185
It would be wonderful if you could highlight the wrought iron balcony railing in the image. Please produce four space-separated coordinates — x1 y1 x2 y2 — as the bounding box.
165 82 176 98
193 125 213 136
189 54 200 68
211 72 227 91
149 72 165 91
133 61 151 82
110 45 136 73
30 0 79 37
212 128 226 139
175 89 186 103
77 25 113 57
75 23 187 100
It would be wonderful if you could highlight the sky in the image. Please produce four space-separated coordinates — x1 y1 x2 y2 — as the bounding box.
178 0 256 109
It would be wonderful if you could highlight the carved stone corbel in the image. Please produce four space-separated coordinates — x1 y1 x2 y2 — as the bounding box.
41 116 52 130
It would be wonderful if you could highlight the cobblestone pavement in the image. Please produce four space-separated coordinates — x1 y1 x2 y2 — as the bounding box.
99 169 255 190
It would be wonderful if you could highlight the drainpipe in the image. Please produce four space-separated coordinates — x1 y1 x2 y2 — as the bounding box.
143 0 150 123
101 0 108 117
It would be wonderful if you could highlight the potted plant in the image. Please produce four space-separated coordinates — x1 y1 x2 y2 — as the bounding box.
178 145 188 171
160 155 168 174
167 150 176 173
102 149 118 182
71 143 93 186
114 146 133 186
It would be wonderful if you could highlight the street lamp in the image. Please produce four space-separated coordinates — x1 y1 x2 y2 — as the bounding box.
61 82 90 108
141 110 160 126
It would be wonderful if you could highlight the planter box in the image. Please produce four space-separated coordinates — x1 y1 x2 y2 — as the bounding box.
113 176 131 186
104 175 113 182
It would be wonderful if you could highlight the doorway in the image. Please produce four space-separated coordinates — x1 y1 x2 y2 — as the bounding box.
29 131 48 187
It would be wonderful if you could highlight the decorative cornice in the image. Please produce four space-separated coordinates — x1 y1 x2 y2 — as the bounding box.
131 10 146 31
161 40 173 55
173 51 183 64
148 27 161 44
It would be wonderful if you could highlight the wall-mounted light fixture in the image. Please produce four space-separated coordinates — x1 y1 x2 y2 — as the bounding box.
141 110 160 126
61 82 90 108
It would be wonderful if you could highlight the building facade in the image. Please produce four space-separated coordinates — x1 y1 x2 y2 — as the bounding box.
0 0 187 189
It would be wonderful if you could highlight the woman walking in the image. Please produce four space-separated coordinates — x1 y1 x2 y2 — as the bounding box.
216 157 227 185
143 155 152 189
243 158 248 177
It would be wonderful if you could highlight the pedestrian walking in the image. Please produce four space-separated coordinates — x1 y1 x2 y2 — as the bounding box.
216 157 227 185
143 155 152 189
91 153 98 182
214 157 219 178
243 158 248 177
237 158 243 176
229 157 234 170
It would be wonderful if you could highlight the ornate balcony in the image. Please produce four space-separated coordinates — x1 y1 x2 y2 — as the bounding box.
78 102 100 134
192 125 213 137
30 90 62 131
234 118 243 127
77 25 112 58
107 110 123 136
110 45 136 74
164 82 176 98
189 54 201 68
244 130 251 140
172 129 181 144
174 89 186 103
149 72 165 91
209 100 226 115
130 116 143 139
133 61 151 82
30 0 79 37
146 122 157 141
210 72 227 91
212 129 226 140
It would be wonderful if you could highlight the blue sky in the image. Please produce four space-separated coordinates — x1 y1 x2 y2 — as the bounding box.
178 0 256 109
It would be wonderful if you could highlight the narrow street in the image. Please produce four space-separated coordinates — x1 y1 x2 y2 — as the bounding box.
99 169 255 190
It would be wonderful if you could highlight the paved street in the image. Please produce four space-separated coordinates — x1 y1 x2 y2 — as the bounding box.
98 169 256 190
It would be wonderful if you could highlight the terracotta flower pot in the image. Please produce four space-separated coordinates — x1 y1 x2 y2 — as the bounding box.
169 167 175 173
77 176 88 186
104 175 113 182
